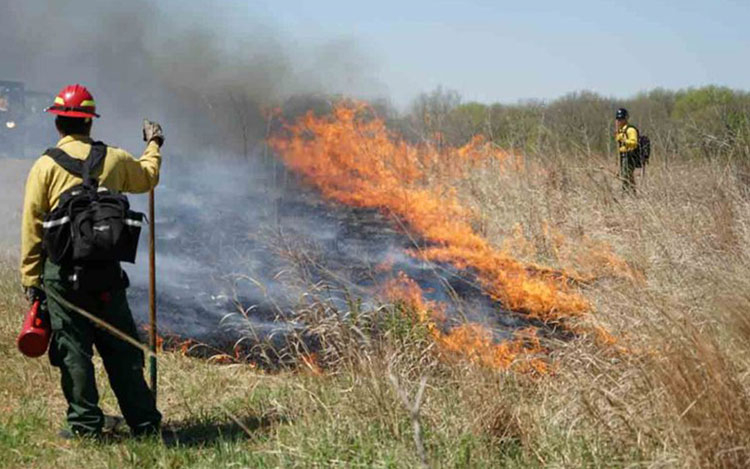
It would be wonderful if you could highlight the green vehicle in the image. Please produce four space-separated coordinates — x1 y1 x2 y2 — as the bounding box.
0 80 53 158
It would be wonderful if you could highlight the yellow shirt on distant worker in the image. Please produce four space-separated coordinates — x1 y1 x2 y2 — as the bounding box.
615 125 639 153
20 135 161 287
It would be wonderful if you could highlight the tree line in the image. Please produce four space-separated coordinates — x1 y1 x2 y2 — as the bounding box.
393 86 750 162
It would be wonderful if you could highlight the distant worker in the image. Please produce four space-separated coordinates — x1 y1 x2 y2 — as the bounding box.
20 84 164 439
614 107 640 193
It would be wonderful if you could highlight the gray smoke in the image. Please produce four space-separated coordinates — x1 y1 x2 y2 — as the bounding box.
0 0 385 152
2 1 533 351
0 0 393 341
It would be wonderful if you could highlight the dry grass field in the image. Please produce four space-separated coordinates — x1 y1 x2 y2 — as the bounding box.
457 150 750 467
1 106 749 468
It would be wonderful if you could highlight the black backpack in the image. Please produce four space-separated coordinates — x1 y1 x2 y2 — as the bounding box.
42 142 145 266
625 125 651 168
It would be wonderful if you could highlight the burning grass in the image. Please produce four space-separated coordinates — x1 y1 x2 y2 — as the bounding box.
1 98 749 466
269 101 635 370
267 100 750 465
382 271 550 374
269 103 592 321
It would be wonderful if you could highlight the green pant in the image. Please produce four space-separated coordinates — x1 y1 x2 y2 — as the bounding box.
620 153 637 194
44 260 161 435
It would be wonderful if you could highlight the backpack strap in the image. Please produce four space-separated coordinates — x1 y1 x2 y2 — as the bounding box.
43 141 108 187
43 148 84 177
82 142 107 187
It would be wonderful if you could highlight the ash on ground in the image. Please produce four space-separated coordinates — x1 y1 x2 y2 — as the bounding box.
126 155 551 355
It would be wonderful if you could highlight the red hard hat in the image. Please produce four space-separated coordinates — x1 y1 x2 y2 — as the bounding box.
45 84 100 118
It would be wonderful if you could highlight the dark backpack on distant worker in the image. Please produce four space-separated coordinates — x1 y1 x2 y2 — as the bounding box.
623 125 651 168
41 142 144 290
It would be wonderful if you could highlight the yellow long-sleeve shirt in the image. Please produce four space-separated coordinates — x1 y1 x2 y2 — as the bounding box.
615 125 639 153
20 134 161 287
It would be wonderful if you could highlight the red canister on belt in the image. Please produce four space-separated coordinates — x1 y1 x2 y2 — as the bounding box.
17 300 51 358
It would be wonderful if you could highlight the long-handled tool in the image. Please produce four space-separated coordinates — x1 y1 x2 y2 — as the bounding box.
142 119 163 400
149 188 157 398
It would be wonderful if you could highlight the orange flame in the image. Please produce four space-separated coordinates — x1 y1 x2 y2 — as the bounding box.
383 271 446 327
269 101 588 321
301 352 323 375
382 272 548 373
269 101 630 369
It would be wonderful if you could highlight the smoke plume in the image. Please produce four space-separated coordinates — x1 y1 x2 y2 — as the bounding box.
0 0 384 152
2 1 549 360
1 0 393 342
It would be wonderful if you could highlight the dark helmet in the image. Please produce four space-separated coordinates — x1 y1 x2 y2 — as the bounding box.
615 108 629 120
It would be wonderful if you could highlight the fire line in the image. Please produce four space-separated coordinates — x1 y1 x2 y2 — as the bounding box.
269 101 625 371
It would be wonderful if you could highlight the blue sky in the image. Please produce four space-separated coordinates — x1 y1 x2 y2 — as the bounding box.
170 0 749 107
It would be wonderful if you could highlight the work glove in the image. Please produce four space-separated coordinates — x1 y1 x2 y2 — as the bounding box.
24 286 45 304
142 119 164 147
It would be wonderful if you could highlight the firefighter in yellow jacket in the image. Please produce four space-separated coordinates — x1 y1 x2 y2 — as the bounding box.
20 84 164 438
615 107 639 193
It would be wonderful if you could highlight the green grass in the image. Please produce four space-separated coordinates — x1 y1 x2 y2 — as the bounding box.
0 251 640 468
0 256 515 468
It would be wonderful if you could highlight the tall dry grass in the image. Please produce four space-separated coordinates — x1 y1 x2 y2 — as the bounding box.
4 109 748 465
447 148 750 467
260 98 750 465
252 139 749 466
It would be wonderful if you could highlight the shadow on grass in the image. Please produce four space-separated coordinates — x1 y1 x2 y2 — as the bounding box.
92 412 290 447
161 413 291 447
